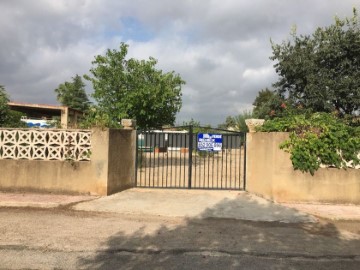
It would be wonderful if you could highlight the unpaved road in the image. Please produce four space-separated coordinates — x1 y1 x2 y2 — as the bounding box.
0 207 359 269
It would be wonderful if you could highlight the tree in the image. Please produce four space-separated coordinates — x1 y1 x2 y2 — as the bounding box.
252 88 281 118
218 111 253 132
182 118 201 127
217 116 236 130
271 9 360 117
55 74 90 111
84 43 185 129
0 85 9 126
233 110 253 132
182 118 212 133
0 85 26 128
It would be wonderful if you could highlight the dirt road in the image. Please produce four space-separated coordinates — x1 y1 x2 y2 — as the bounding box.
0 206 359 269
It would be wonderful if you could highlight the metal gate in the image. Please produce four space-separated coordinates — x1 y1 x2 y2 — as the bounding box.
135 126 246 190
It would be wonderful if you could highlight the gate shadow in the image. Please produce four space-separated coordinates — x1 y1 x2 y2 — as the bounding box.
78 195 360 269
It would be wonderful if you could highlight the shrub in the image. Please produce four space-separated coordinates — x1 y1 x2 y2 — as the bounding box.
259 112 360 175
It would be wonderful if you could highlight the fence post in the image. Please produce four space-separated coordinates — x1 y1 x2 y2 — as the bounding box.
135 129 139 187
243 132 247 190
188 125 193 189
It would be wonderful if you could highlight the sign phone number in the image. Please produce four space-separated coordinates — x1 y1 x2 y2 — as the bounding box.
197 133 222 151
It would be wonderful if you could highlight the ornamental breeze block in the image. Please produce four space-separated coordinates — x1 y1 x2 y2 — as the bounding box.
0 129 91 161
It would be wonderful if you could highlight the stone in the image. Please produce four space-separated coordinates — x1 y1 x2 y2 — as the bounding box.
121 119 136 129
245 119 265 133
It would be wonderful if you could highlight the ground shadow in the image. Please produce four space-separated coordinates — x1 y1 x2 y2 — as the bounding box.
78 195 360 269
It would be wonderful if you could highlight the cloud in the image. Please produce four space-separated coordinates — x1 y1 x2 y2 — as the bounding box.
242 66 274 80
0 0 358 126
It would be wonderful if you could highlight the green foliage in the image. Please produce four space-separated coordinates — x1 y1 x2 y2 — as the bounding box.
79 106 118 129
219 111 253 132
54 74 90 111
217 116 236 130
271 9 360 117
182 118 201 127
252 88 287 119
233 110 253 132
84 43 184 129
182 118 212 133
5 110 27 128
250 10 360 175
0 85 26 128
259 112 360 175
0 85 9 126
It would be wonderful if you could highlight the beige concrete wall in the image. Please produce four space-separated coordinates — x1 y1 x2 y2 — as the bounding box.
60 107 68 129
246 132 360 204
0 128 137 196
107 129 136 194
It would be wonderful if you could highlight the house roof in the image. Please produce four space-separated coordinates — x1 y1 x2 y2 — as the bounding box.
8 102 66 111
8 102 83 121
8 102 83 113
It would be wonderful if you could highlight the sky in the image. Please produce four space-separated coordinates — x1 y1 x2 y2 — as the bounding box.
0 0 358 126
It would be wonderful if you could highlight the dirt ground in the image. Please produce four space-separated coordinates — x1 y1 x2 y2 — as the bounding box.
0 206 359 269
1 206 359 242
137 149 245 189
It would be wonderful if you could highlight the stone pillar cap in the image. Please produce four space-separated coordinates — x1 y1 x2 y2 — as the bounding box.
121 119 136 129
245 119 265 133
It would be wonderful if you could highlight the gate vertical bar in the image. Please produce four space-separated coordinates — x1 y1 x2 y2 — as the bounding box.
165 133 169 188
238 134 241 189
170 133 173 187
194 132 197 188
176 133 180 186
153 133 156 186
243 132 247 190
147 132 151 186
188 125 193 189
135 130 139 186
230 135 233 189
183 132 187 187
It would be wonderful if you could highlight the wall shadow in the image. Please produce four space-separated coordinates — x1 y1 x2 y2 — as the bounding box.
78 195 360 269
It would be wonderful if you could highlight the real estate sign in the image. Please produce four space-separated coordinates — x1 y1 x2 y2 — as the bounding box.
197 133 222 151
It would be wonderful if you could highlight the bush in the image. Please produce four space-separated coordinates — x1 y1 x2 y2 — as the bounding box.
259 112 360 175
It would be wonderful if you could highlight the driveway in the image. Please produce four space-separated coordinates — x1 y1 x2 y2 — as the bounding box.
74 188 316 223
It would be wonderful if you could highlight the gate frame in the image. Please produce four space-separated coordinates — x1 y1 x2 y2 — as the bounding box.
135 125 247 190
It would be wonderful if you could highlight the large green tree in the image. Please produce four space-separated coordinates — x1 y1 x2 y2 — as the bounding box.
271 9 360 116
218 110 253 132
84 43 184 129
55 74 90 111
252 88 285 119
0 85 9 126
0 85 26 128
218 116 236 130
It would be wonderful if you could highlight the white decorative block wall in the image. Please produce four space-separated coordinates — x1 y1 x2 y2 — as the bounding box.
0 129 91 161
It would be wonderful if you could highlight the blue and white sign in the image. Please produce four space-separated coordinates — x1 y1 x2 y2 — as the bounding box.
197 133 222 151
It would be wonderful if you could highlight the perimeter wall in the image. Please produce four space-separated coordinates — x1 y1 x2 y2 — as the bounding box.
246 132 360 204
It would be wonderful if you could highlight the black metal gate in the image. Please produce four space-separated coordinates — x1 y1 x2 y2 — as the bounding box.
135 126 246 190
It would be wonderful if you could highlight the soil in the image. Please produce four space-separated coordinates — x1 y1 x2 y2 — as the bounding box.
137 149 245 189
1 206 359 269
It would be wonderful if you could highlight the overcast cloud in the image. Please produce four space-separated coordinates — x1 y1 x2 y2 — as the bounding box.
0 0 358 125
